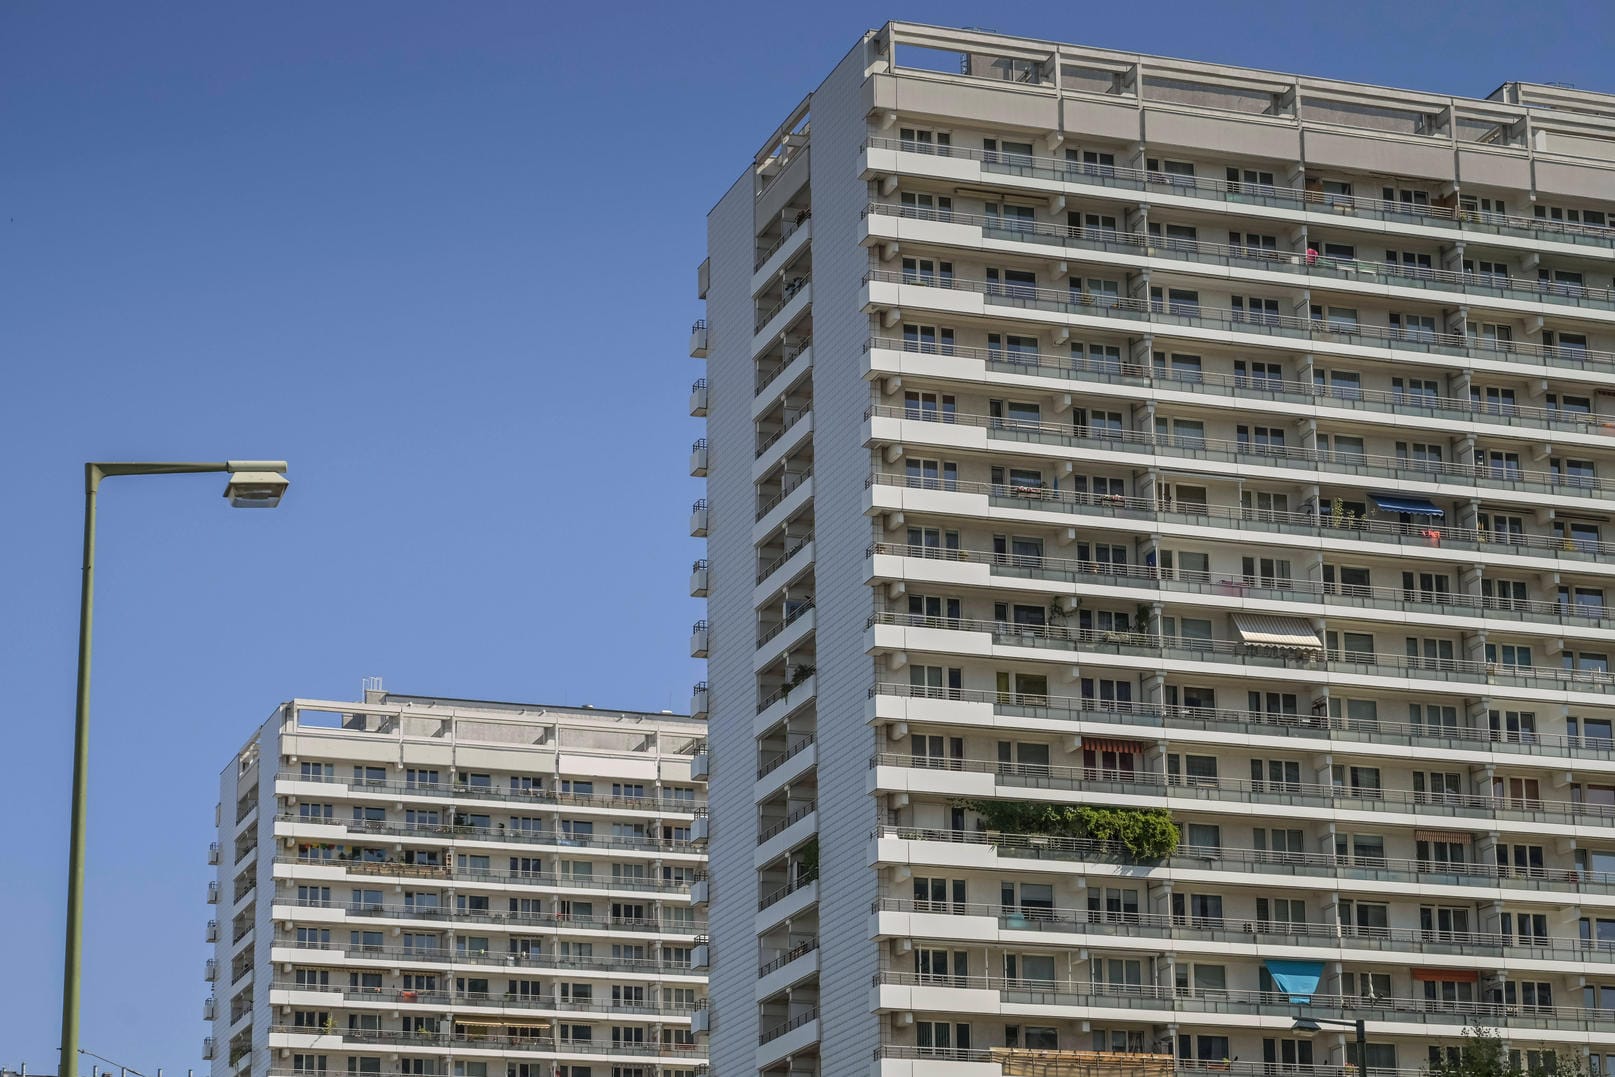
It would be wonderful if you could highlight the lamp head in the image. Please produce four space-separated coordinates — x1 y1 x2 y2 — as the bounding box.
1291 1019 1323 1034
224 461 290 508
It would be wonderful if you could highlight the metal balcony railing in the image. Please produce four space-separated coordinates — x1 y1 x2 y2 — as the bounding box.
276 770 697 815
865 200 1615 311
868 681 1615 760
878 824 1604 894
867 134 1615 245
866 402 1615 502
871 752 1615 828
864 472 1615 563
867 540 1613 624
872 970 1612 1030
867 608 1615 693
864 267 1615 376
871 897 1615 963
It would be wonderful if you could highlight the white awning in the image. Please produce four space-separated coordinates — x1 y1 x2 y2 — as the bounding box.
1232 613 1322 650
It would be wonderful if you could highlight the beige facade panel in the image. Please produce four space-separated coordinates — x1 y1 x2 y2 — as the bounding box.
865 72 897 116
1144 108 1300 160
1061 97 1138 144
452 744 555 771
558 751 659 781
1536 156 1615 200
1305 128 1454 181
1457 147 1531 189
891 75 1059 133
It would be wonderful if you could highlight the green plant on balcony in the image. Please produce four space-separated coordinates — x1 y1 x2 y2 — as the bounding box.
781 663 815 699
1430 1025 1585 1077
963 801 1179 861
796 837 819 883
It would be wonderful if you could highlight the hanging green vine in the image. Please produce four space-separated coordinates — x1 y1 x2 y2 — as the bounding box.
962 801 1180 861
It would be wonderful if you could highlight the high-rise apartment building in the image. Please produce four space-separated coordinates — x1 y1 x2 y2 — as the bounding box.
690 21 1615 1077
205 689 707 1077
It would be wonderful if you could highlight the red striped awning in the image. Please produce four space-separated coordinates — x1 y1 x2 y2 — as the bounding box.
1415 830 1471 843
1083 738 1144 754
1413 968 1479 983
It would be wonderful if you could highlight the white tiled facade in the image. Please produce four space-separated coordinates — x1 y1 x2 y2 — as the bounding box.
692 21 1615 1077
205 690 707 1077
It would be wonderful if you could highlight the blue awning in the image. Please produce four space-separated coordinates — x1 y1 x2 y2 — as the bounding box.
1265 959 1325 1003
1370 493 1445 517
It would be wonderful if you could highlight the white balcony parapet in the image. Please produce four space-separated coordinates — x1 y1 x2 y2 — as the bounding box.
690 320 708 359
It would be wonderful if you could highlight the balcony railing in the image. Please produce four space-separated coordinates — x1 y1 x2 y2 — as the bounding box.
755 470 812 522
867 609 1615 693
868 681 1615 760
759 1007 818 1045
878 825 1607 895
865 267 1615 376
755 277 811 333
866 200 1615 312
757 598 815 647
755 339 812 396
273 853 687 896
756 532 813 585
867 335 1615 438
872 752 1615 829
758 733 815 780
870 970 1612 1030
758 801 816 843
268 979 703 1016
867 134 1615 245
872 1052 1428 1077
872 897 1615 963
267 1024 702 1057
282 814 697 856
866 401 1615 502
272 941 699 978
285 894 700 934
865 472 1615 563
758 937 819 978
868 540 1613 625
759 874 815 912
275 771 697 815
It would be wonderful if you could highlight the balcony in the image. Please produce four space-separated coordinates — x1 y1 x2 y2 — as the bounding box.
692 808 710 844
869 896 1615 965
871 970 1614 1032
202 1037 214 1061
269 979 704 1018
205 958 218 982
867 540 1613 629
866 609 1615 697
865 335 1615 443
691 620 710 658
755 276 812 337
755 803 817 868
690 438 709 478
277 894 702 937
207 919 219 942
757 877 817 932
272 853 691 896
267 941 703 980
690 498 709 537
690 320 708 359
267 1024 705 1061
281 814 699 858
207 880 220 904
690 681 709 719
876 824 1606 898
864 472 1615 566
278 772 697 816
866 403 1615 508
864 134 1615 249
203 996 216 1021
209 841 220 865
690 559 709 598
689 378 709 417
867 681 1615 764
864 201 1615 317
870 751 1615 831
691 740 709 781
863 268 1615 378
757 1008 819 1067
755 340 812 405
757 937 819 998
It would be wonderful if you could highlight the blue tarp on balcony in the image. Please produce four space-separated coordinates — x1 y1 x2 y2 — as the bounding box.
1265 959 1325 1003
1370 493 1445 516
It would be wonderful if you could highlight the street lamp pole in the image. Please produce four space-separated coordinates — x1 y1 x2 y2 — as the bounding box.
1292 1016 1368 1076
59 461 289 1077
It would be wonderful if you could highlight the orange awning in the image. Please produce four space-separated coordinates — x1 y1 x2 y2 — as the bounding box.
1083 738 1143 754
1412 968 1479 983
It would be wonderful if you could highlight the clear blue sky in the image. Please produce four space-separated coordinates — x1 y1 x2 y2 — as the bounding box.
2 0 1612 1071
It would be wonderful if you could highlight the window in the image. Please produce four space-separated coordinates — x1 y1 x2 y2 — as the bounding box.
986 266 1036 299
984 200 1035 232
903 323 955 354
987 332 1040 364
1314 368 1362 400
1172 892 1225 929
1146 157 1197 185
1232 295 1281 324
1234 360 1284 388
1085 885 1138 923
904 457 957 491
983 137 1035 163
1237 425 1288 456
988 398 1039 429
1149 287 1201 316
898 190 952 222
901 257 953 287
916 1021 972 1051
913 876 967 913
909 664 962 699
904 390 956 422
898 127 951 154
1152 351 1202 382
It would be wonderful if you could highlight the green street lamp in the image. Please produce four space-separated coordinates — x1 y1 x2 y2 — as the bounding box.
60 461 290 1077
